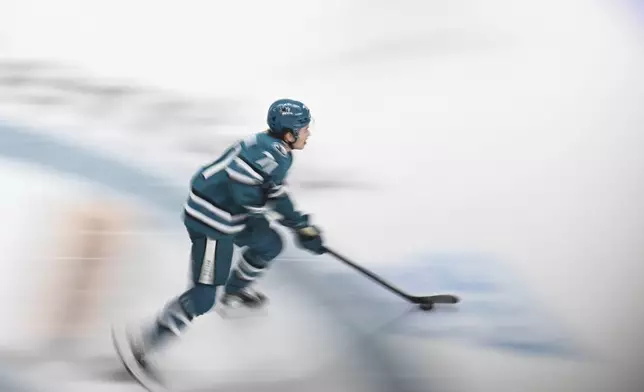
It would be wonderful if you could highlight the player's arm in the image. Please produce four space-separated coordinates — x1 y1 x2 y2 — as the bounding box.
266 182 325 254
227 154 325 254
266 182 308 229
226 155 306 224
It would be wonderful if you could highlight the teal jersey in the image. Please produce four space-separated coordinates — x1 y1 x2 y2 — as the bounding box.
184 132 306 238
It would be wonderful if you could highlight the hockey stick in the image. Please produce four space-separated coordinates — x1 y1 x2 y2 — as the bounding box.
266 211 459 310
322 247 460 311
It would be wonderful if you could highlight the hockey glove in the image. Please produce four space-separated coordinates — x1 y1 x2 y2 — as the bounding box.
295 225 326 255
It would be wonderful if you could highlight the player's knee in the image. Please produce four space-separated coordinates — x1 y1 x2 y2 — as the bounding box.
180 284 218 317
243 229 282 270
260 228 283 261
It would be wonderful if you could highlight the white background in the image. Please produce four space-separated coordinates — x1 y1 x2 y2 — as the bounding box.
0 0 643 391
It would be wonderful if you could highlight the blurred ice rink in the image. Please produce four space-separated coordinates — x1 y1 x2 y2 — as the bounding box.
0 0 643 391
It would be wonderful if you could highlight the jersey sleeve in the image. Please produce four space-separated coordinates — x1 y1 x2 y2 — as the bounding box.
266 182 308 229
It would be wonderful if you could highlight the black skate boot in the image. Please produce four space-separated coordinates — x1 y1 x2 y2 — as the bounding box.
111 325 165 392
217 287 269 318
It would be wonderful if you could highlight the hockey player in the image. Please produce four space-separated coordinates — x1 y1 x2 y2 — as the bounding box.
113 98 326 389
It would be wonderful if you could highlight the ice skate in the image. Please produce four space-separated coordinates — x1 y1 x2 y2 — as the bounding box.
216 286 269 318
111 324 166 392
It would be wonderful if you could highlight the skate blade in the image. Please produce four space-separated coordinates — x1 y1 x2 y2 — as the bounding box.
214 304 269 320
111 324 168 392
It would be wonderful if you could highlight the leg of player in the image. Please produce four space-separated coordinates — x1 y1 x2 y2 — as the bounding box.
221 217 283 310
113 229 234 390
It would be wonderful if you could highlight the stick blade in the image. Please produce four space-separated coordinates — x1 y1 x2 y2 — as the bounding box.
414 294 460 305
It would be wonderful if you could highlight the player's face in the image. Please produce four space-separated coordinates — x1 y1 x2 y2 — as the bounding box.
291 126 311 150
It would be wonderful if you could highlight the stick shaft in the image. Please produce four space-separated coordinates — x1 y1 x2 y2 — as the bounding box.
324 247 413 301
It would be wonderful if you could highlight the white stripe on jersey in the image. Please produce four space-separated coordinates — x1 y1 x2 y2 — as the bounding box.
244 205 269 214
202 144 242 179
268 185 287 198
225 167 262 185
188 191 247 222
184 203 246 234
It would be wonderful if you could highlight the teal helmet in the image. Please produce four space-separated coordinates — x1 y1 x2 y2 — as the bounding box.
266 98 311 138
